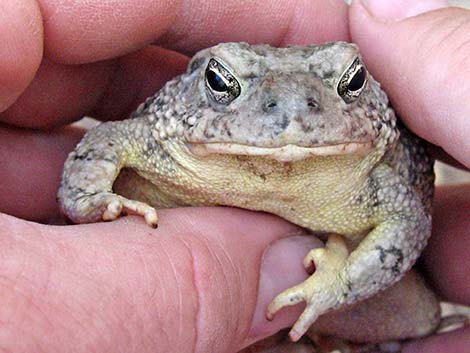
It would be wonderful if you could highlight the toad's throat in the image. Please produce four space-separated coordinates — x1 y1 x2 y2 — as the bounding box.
189 141 374 162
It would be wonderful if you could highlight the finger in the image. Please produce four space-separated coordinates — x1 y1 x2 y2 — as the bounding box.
403 327 470 353
156 0 350 54
39 0 349 64
248 236 323 346
0 59 115 128
0 0 43 112
349 1 470 167
2 0 349 128
0 125 84 221
39 0 178 64
89 47 189 121
1 46 189 128
0 208 313 352
421 184 470 305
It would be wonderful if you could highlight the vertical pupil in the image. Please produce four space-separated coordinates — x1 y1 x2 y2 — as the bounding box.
348 67 366 91
207 70 228 92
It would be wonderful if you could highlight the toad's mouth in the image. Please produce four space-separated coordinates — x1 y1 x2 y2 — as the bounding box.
188 141 374 162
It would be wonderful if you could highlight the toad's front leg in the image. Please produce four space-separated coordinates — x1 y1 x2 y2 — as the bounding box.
267 192 432 342
58 120 158 227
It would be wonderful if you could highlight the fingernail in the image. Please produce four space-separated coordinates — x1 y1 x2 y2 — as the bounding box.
361 0 449 20
247 234 323 343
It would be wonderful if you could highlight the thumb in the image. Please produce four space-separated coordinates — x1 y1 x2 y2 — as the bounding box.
349 0 470 167
0 209 320 353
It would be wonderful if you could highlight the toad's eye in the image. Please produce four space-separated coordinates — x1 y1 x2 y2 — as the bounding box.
205 59 241 105
206 70 228 92
337 57 368 104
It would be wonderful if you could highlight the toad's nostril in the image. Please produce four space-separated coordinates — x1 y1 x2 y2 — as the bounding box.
263 99 278 113
307 97 320 110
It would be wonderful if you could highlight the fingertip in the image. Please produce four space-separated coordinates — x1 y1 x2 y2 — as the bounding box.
349 2 470 167
0 0 43 112
145 207 306 353
247 235 322 346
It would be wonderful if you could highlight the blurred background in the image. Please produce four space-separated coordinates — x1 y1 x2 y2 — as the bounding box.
452 0 470 7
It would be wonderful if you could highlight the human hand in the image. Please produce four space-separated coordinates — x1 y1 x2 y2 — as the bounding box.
0 1 348 352
348 0 470 351
0 1 468 352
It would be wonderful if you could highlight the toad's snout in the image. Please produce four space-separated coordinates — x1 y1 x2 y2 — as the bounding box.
258 73 327 134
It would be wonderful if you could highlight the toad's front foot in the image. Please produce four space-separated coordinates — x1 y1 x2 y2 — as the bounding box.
267 234 349 342
103 194 159 227
63 192 158 227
